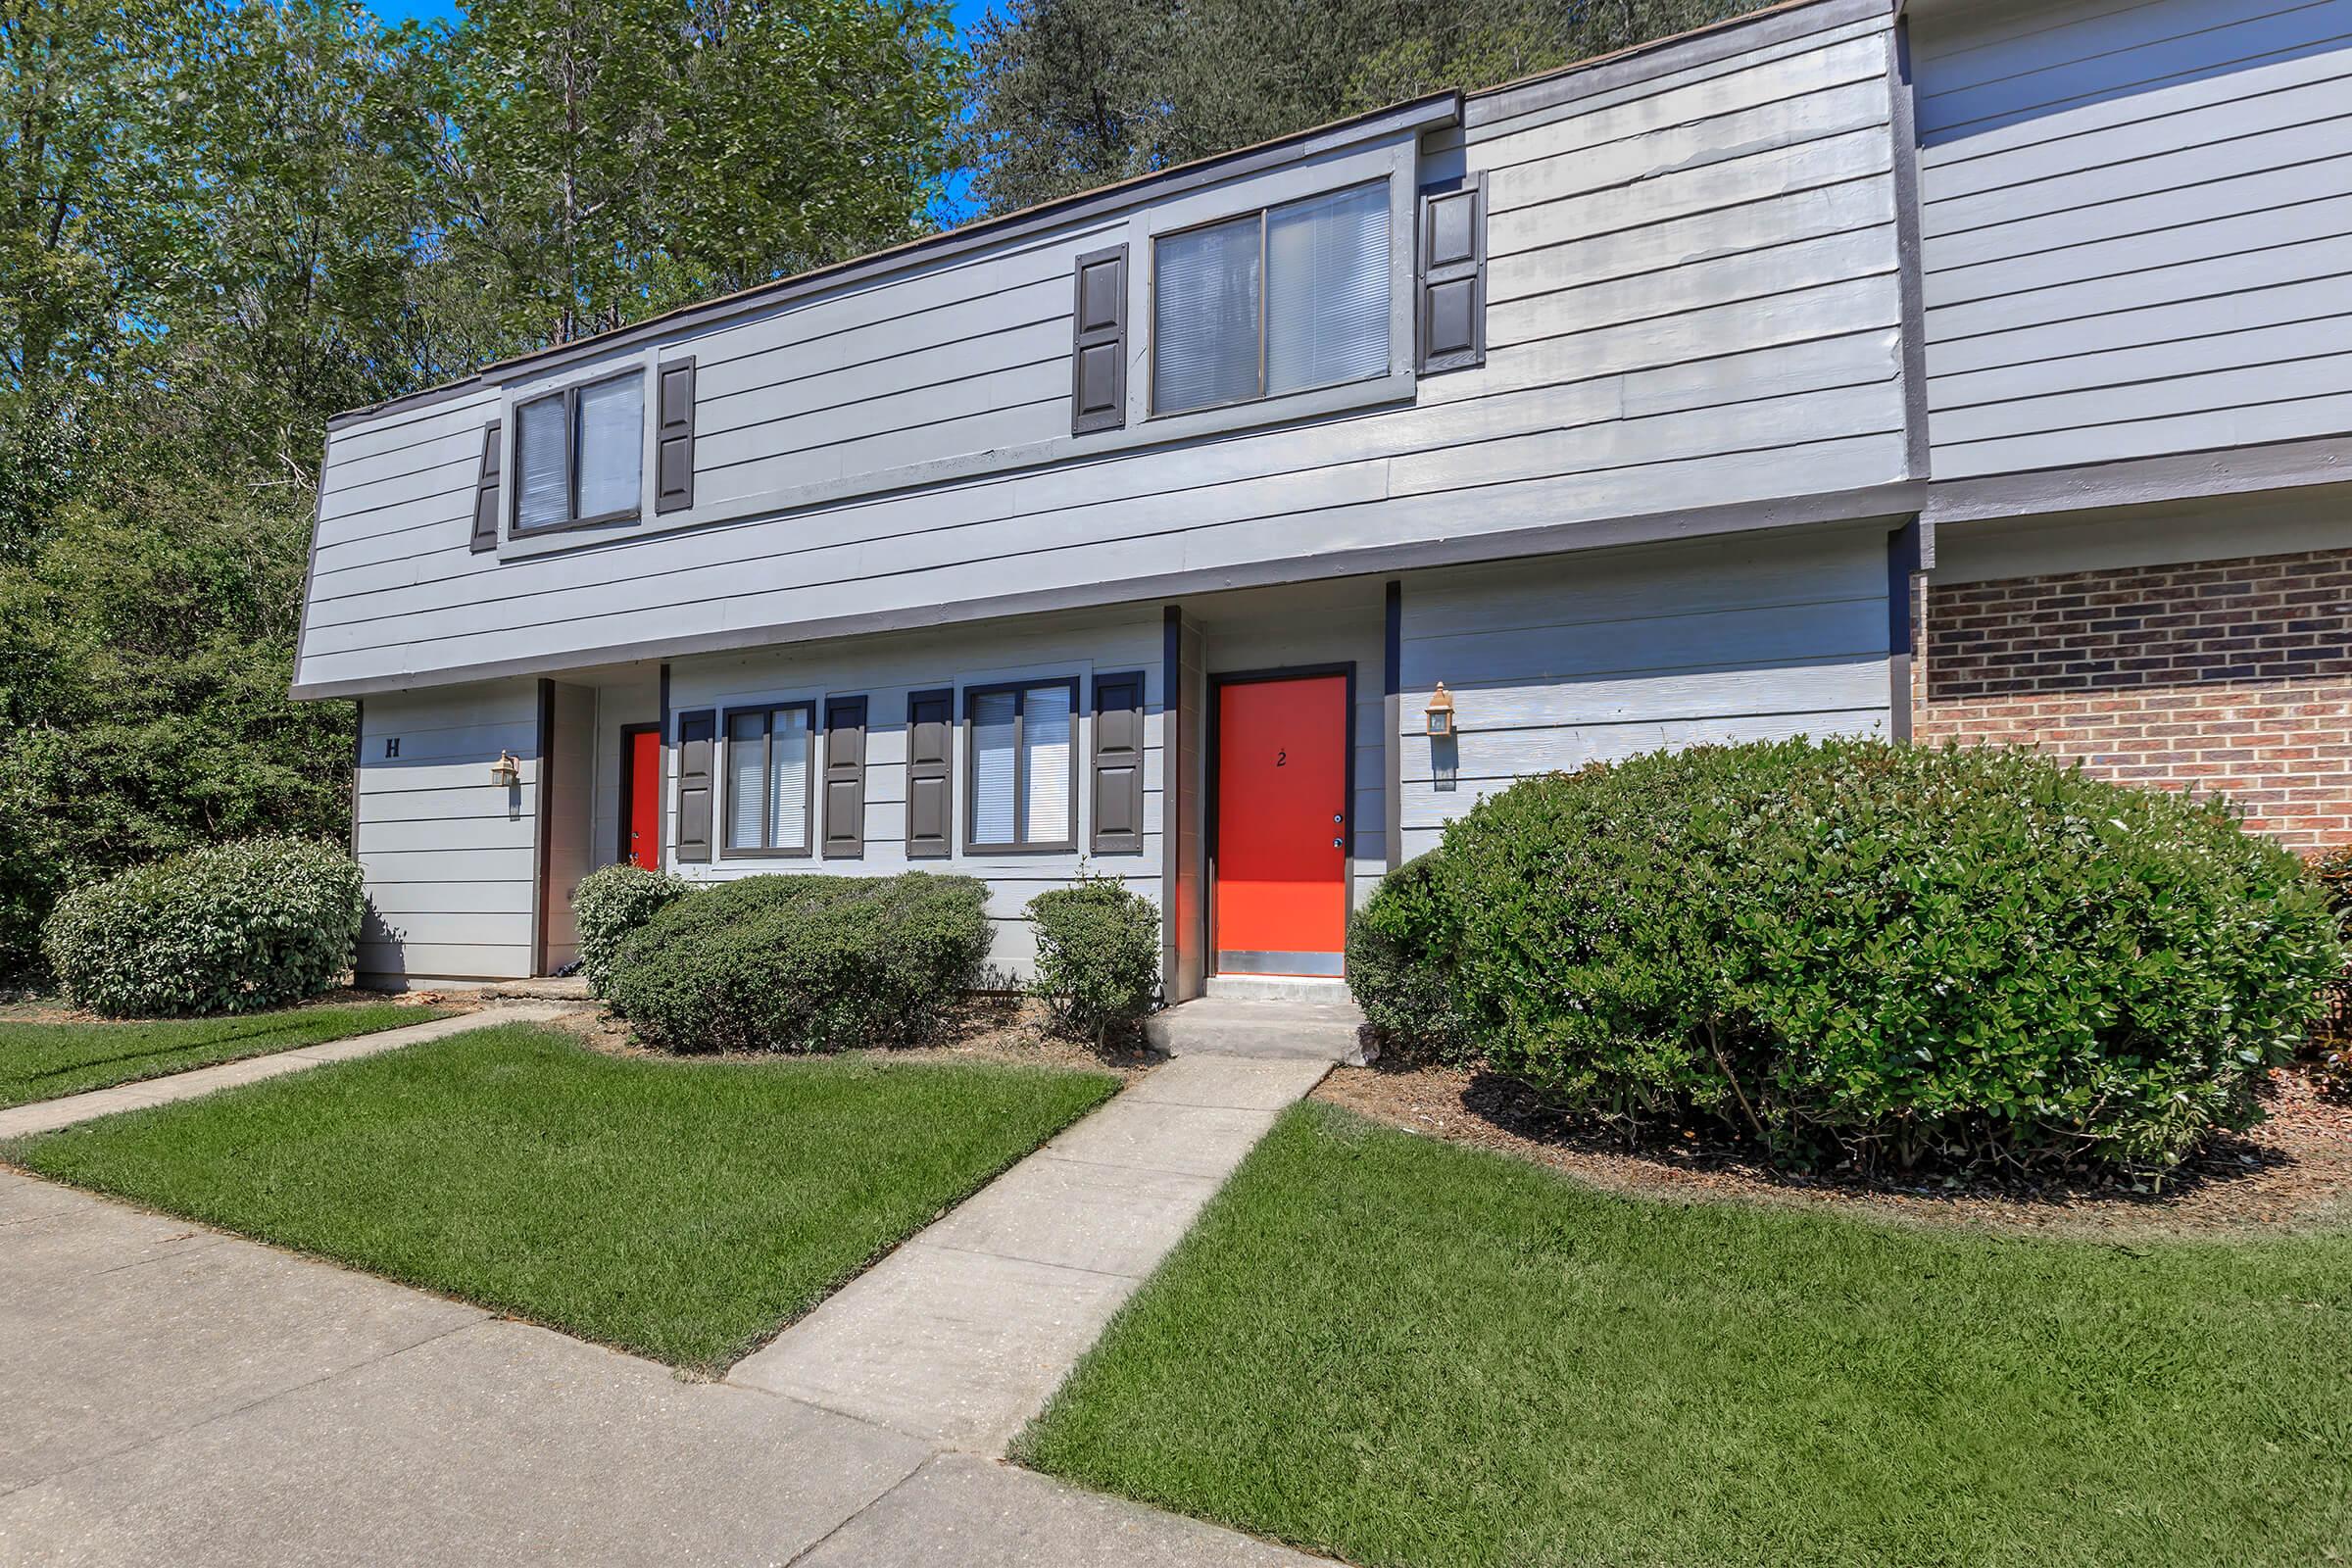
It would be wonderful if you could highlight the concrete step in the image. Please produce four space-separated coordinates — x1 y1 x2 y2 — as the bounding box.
1144 998 1375 1065
1202 974 1354 1004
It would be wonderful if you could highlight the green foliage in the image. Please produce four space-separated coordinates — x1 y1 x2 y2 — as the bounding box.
1430 740 2342 1173
41 836 365 1017
1344 849 1469 1061
572 863 697 997
1026 871 1159 1041
961 0 1782 214
605 872 991 1053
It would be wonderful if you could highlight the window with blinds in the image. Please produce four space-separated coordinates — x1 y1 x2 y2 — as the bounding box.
512 369 644 534
722 702 814 857
965 678 1080 852
1151 180 1390 416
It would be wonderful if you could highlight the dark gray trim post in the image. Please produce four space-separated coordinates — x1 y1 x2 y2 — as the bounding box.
349 698 365 859
657 662 671 869
1886 14 1932 482
530 677 554 976
1383 579 1401 872
1887 519 1922 743
1160 607 1181 999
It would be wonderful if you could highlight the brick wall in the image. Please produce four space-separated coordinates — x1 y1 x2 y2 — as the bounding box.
1913 548 2352 852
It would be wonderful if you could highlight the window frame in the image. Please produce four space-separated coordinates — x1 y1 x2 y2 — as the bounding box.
510 368 647 538
1147 177 1393 420
962 676 1082 856
719 700 817 859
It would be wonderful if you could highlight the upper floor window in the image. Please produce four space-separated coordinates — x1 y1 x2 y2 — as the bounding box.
1152 181 1390 417
514 370 642 533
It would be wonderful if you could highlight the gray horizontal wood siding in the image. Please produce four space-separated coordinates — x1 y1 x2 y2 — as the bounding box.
1394 525 1893 860
664 608 1167 978
297 0 1907 696
353 680 541 982
1914 0 2352 479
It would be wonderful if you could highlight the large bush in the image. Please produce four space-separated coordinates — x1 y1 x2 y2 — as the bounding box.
572 863 695 996
1425 740 2341 1173
41 836 365 1017
1027 872 1159 1041
604 871 991 1053
1346 848 1472 1061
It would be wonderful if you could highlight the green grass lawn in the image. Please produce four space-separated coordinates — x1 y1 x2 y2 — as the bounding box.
0 1002 442 1109
11 1024 1118 1371
1019 1102 2352 1568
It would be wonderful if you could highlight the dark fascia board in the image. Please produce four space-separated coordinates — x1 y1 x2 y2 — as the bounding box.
1460 0 1887 131
325 92 1461 435
289 479 1925 700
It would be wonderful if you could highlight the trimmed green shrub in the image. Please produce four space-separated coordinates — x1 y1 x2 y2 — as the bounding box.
40 836 365 1017
572 863 695 996
604 871 990 1053
1436 739 2340 1173
1027 871 1159 1041
1346 848 1470 1061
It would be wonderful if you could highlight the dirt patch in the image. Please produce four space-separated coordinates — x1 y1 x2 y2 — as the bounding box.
547 993 1161 1083
0 988 477 1027
1314 1059 2352 1239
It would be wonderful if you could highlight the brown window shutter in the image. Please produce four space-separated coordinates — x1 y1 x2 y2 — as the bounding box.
1091 671 1146 855
906 688 953 860
469 421 502 553
675 710 714 863
822 696 867 859
1069 245 1127 434
1418 176 1486 373
656 357 696 514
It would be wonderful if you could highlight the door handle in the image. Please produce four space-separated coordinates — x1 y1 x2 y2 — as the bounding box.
1333 837 1344 849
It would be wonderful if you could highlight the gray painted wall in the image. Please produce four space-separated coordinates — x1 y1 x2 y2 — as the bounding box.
1394 524 1894 859
298 0 1907 696
1913 0 2352 479
354 680 542 981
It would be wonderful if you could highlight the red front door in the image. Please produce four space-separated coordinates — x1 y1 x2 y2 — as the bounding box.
1214 674 1348 976
625 728 662 871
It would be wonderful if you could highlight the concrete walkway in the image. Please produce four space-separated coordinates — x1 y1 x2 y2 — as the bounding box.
729 1053 1331 1452
0 1047 1336 1564
0 1004 576 1140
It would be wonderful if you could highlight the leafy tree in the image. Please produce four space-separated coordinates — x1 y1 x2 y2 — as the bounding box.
962 0 1782 215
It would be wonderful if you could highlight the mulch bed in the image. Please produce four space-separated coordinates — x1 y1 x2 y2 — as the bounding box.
551 992 1162 1083
1314 1058 2352 1238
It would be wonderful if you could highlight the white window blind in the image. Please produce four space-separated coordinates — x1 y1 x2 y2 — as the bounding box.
768 707 810 851
1152 216 1260 415
972 690 1017 845
1022 683 1072 843
726 711 764 851
515 395 569 530
1266 182 1389 396
575 375 643 517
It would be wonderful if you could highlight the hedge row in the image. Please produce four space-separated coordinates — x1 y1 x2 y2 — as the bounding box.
1348 739 2341 1173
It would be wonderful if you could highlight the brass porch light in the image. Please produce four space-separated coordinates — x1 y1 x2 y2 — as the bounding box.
1423 682 1456 738
490 751 521 788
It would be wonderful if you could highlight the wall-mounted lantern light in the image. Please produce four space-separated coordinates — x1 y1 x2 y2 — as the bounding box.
1424 682 1456 738
490 751 521 788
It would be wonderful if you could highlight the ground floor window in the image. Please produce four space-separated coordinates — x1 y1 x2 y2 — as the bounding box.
967 679 1077 852
724 703 813 856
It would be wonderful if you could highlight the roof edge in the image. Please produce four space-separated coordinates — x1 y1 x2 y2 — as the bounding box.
327 89 1460 434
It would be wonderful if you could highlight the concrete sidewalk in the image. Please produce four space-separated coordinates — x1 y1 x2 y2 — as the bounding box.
0 1166 1320 1564
729 1054 1332 1452
0 1004 576 1141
